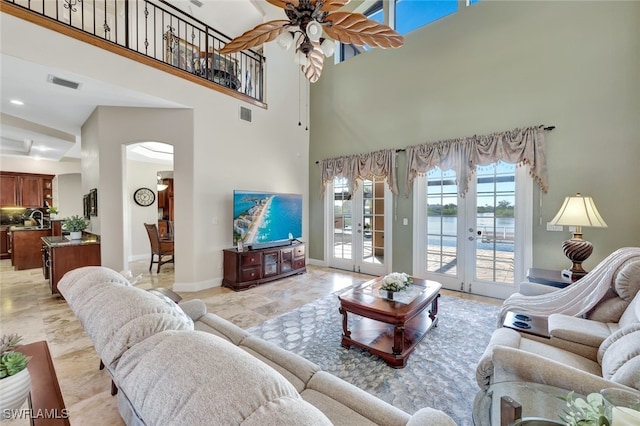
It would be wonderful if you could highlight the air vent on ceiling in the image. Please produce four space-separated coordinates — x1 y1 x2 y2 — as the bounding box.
190 0 203 7
47 74 81 90
239 106 252 123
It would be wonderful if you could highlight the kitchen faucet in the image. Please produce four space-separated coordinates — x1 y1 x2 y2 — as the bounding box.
29 210 44 227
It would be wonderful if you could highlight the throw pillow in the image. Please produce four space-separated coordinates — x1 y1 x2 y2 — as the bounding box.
613 260 640 301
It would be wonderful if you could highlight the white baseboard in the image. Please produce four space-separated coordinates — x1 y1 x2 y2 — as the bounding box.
174 277 222 292
307 258 327 267
128 254 149 262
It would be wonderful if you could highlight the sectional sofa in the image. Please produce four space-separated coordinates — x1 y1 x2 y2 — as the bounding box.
57 266 456 426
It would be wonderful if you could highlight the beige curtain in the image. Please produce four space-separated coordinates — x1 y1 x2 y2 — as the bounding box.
404 125 548 197
320 149 398 197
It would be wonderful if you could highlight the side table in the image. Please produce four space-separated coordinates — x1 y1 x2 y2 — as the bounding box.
526 268 573 288
502 312 549 339
17 341 70 425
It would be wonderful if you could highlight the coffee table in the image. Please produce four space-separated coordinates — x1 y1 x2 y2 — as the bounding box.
338 277 441 368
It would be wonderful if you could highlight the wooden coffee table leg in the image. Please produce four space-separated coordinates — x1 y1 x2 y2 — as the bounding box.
393 325 405 355
339 307 352 348
429 293 440 326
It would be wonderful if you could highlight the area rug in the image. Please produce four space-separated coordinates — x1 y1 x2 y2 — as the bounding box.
247 288 500 426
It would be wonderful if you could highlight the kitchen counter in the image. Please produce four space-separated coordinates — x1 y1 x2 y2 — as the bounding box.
10 225 51 231
41 236 101 295
42 235 100 248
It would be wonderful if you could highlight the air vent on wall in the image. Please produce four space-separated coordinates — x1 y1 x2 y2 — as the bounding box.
239 106 252 123
47 74 81 90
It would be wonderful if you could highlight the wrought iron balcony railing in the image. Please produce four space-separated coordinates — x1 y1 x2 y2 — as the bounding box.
4 0 265 103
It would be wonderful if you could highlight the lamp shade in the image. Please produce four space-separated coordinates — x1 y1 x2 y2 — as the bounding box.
549 193 607 228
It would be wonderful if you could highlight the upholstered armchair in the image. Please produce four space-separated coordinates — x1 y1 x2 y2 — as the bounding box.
498 247 640 327
477 290 640 396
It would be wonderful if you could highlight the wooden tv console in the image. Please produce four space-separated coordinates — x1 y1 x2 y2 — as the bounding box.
222 242 306 291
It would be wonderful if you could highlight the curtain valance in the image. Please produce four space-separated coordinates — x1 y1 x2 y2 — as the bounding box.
320 149 398 197
405 125 548 197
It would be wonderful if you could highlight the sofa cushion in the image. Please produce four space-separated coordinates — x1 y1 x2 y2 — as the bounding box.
115 330 332 426
588 296 631 323
618 292 640 328
614 260 640 301
193 312 249 344
600 327 640 388
66 281 194 367
147 290 194 327
240 336 319 393
548 314 613 348
301 371 410 426
58 266 131 305
597 323 640 364
176 299 207 322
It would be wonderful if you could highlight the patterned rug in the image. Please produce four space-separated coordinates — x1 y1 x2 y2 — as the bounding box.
247 288 500 426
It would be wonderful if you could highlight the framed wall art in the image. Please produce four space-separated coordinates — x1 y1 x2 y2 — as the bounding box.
89 188 98 216
83 194 90 219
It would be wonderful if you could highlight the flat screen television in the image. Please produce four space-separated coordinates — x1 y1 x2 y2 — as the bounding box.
233 190 302 248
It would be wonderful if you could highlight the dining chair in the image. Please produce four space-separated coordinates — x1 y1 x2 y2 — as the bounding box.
144 223 174 273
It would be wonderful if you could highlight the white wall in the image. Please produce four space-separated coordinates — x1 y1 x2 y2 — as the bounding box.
56 173 82 218
308 0 640 272
126 159 165 261
1 9 309 290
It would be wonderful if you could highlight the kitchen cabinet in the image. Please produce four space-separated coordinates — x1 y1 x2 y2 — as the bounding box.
42 236 101 295
0 172 54 208
11 227 51 270
0 226 9 260
222 242 306 291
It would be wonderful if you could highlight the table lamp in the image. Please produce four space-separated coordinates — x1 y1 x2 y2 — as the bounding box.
549 193 607 281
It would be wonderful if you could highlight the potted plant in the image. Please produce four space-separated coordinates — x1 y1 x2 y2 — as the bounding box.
0 334 31 419
47 206 59 218
63 215 88 240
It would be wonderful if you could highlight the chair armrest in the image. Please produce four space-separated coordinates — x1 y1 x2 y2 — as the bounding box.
518 281 561 296
491 345 631 396
407 408 457 426
548 314 613 348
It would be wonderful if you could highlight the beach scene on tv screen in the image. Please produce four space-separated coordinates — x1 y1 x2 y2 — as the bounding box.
233 191 302 245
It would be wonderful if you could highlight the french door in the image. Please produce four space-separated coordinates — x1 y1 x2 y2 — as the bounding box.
412 162 532 299
326 176 392 276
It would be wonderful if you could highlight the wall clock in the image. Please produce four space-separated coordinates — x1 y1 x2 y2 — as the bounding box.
133 187 155 207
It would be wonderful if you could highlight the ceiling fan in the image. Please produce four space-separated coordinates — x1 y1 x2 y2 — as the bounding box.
219 0 404 83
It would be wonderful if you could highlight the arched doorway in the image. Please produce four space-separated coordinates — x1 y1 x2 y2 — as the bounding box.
124 142 174 271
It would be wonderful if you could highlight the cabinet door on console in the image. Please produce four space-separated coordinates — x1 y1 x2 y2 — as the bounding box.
280 248 294 274
263 250 280 277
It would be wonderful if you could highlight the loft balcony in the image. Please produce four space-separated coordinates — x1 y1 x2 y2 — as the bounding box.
2 0 266 107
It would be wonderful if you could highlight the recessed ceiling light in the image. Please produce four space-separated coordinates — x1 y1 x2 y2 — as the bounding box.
10 99 24 105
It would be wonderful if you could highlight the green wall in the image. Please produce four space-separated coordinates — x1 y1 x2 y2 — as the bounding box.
309 1 640 274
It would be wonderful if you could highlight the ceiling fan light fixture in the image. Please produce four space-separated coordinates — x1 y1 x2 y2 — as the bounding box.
306 20 323 42
320 38 335 57
276 31 294 50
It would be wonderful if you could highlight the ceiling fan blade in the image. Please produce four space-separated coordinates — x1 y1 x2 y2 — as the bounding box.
220 20 290 54
324 12 404 48
302 44 325 83
266 0 300 9
320 0 350 12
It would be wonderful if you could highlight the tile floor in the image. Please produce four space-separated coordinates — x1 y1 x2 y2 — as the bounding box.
0 259 501 425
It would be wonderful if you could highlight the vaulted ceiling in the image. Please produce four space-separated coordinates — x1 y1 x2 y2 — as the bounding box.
0 0 264 163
